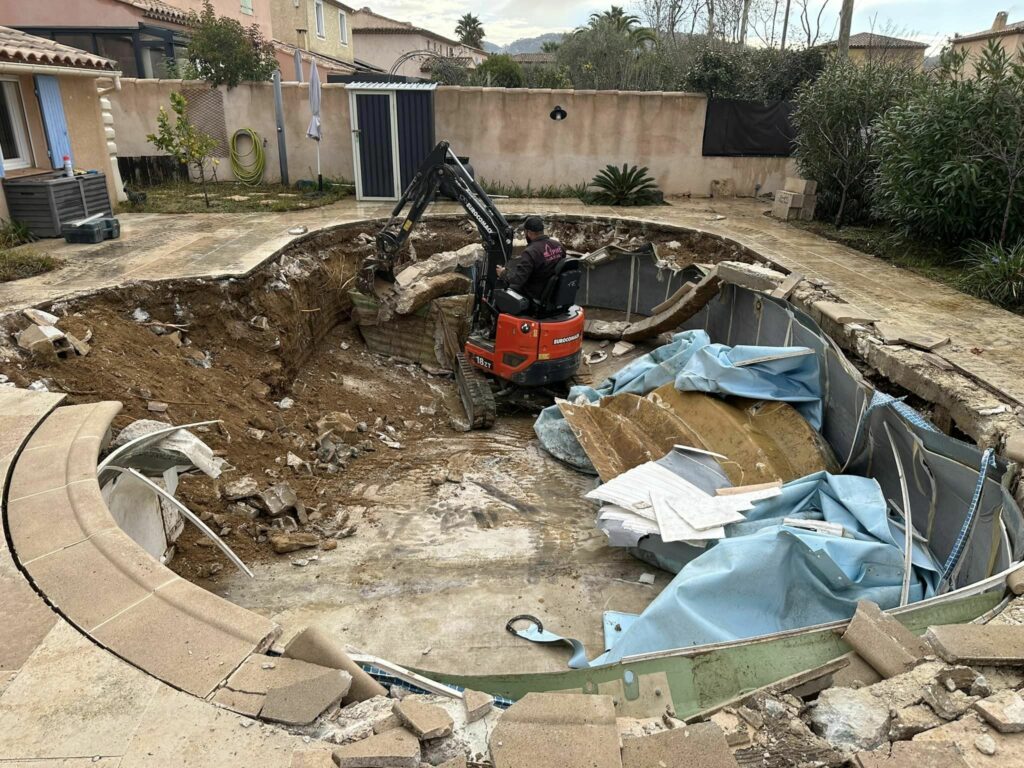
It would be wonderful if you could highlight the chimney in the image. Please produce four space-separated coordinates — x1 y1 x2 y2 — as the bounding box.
993 11 1009 31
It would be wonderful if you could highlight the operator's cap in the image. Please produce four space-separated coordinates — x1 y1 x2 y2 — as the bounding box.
524 216 545 233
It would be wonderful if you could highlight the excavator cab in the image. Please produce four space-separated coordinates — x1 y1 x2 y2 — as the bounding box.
369 141 585 423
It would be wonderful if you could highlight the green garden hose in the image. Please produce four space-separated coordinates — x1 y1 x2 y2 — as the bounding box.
230 128 265 186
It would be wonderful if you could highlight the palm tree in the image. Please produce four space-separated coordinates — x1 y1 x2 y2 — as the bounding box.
584 5 657 47
455 13 485 49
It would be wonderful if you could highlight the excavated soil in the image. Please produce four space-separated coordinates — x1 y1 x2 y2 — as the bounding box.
0 216 756 674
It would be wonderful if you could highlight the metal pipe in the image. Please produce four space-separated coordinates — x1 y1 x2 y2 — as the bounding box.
273 70 289 186
107 467 254 578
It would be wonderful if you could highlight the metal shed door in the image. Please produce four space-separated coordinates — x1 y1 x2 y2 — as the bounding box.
34 75 72 170
396 91 435 191
350 91 399 200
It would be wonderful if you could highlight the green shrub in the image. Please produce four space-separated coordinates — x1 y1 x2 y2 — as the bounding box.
792 57 923 227
0 218 35 249
474 55 525 88
873 43 1024 247
959 240 1024 309
586 164 661 205
147 92 219 207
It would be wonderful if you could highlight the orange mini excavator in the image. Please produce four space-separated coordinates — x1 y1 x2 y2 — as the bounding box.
364 141 585 428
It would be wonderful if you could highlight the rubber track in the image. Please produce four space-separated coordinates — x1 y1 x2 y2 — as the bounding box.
454 351 496 429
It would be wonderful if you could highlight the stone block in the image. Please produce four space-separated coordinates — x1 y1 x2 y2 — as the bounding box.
774 190 805 209
813 301 877 325
975 690 1024 733
463 689 494 723
784 177 818 196
226 653 347 695
922 682 978 720
284 626 388 703
809 687 891 752
393 698 454 740
489 692 621 768
771 197 800 220
621 723 738 767
841 600 932 678
799 194 817 221
332 728 421 768
261 669 351 726
926 624 1024 665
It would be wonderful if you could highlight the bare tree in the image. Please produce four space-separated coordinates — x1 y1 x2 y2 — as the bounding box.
780 0 792 49
797 0 831 47
739 0 753 43
837 0 854 58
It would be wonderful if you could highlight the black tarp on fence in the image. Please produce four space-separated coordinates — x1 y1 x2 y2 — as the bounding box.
702 99 795 157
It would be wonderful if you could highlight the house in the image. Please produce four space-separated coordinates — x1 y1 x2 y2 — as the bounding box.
349 7 487 79
269 0 380 81
2 0 277 78
0 26 123 220
952 12 1024 65
822 32 928 68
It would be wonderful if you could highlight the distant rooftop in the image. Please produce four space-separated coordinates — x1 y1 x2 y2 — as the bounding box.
824 32 928 50
954 11 1024 44
511 52 556 64
0 25 119 72
352 7 487 56
112 0 191 25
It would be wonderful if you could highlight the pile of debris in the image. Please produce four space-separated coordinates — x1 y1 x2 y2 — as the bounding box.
12 307 91 361
684 594 1024 766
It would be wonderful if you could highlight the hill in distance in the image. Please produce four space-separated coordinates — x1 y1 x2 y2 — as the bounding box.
482 32 565 55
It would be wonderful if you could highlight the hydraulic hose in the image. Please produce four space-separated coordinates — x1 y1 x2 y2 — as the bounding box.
230 128 265 186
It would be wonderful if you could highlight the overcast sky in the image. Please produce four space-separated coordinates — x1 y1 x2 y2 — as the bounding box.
363 0 1022 52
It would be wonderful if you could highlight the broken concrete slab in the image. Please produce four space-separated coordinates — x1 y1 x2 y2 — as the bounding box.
438 756 467 768
489 692 621 768
715 261 786 293
831 651 884 689
211 686 266 718
583 318 627 340
889 704 944 740
975 690 1024 733
854 740 971 767
922 682 978 720
873 322 950 351
913 711 1024 764
621 723 738 768
620 270 721 343
373 713 402 734
23 307 60 326
841 600 932 678
463 689 494 723
259 482 302 517
331 727 421 768
225 653 346 695
270 531 320 554
284 626 388 703
926 625 1024 666
393 273 470 316
393 698 454 739
324 696 397 744
770 271 805 300
260 669 351 726
813 301 877 325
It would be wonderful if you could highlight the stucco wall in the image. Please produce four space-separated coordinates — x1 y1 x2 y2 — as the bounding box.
110 79 354 184
110 80 794 196
953 32 1024 71
434 87 794 197
271 0 354 63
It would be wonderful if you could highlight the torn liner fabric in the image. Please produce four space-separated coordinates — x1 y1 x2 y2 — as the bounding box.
534 330 822 472
517 472 940 668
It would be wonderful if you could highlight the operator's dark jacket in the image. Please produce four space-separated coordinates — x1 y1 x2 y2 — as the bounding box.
505 236 567 303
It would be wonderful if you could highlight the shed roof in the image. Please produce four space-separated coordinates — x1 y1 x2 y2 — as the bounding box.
0 26 119 72
344 81 437 90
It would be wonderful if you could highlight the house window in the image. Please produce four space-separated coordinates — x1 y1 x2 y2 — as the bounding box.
314 0 325 38
240 0 253 14
339 9 348 44
0 80 32 171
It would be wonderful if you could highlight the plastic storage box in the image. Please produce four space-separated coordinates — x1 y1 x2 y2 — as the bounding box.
2 171 112 238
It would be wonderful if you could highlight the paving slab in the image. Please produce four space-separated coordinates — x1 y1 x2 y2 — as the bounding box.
393 697 454 739
226 653 345 694
842 601 932 678
489 692 621 768
914 712 1024 766
854 741 971 767
621 722 738 767
927 625 1024 666
331 727 421 768
212 687 266 717
284 627 388 702
91 578 280 697
463 689 494 723
975 690 1024 733
261 670 351 726
0 621 160 760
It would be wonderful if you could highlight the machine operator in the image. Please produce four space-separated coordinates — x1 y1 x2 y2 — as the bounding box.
496 216 566 307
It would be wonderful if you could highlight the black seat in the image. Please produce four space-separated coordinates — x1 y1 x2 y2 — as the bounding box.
533 258 581 318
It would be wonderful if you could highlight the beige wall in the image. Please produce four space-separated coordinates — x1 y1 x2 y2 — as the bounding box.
271 0 355 63
434 87 794 197
848 47 925 69
109 78 354 184
0 0 144 27
174 0 274 35
109 80 794 196
952 32 1024 69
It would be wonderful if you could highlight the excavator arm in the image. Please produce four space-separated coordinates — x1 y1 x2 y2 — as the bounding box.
367 141 510 429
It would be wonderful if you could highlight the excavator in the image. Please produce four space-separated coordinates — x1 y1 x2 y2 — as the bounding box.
364 141 585 429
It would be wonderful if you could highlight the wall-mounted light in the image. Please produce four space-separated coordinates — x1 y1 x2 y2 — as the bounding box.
550 105 567 121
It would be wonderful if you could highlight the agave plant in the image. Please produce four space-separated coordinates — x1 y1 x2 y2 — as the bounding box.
587 164 661 206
